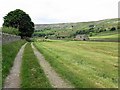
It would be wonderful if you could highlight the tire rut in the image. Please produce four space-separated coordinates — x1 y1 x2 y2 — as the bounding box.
3 43 27 88
31 43 74 88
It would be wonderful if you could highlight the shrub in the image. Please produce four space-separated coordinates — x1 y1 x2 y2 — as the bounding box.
2 27 20 35
110 27 116 31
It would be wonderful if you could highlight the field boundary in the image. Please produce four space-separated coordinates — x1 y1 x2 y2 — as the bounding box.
2 33 21 44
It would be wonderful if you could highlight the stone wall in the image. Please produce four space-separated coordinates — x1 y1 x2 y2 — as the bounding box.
2 33 21 44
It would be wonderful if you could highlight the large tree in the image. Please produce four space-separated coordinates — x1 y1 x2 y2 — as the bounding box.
3 9 34 38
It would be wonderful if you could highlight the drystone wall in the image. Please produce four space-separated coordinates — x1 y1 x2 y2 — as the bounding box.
2 33 21 44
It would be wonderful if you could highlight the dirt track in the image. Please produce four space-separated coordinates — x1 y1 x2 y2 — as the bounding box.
31 43 74 88
3 43 27 88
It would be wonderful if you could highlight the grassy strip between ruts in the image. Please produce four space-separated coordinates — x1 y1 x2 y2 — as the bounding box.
2 40 26 85
20 43 52 88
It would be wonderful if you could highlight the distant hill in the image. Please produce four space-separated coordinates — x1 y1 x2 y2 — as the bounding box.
34 18 119 40
35 18 118 30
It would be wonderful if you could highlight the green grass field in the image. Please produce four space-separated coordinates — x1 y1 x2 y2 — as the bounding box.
90 34 119 41
34 40 118 88
90 30 119 41
2 40 26 84
21 43 51 88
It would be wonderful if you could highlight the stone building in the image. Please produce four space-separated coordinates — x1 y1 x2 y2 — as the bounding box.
75 34 89 41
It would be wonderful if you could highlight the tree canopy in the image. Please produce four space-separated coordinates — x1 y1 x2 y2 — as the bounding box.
3 9 34 38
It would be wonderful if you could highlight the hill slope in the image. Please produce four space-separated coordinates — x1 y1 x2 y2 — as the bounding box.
34 18 119 40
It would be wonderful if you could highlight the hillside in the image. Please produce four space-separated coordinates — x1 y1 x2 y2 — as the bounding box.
35 18 118 30
34 18 119 40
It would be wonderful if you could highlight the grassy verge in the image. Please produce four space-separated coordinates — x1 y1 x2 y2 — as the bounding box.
34 40 118 88
2 40 26 84
20 43 51 88
2 27 20 35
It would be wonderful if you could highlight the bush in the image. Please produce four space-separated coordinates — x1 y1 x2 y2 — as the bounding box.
25 37 34 42
89 32 93 37
2 27 20 35
110 27 116 31
45 36 48 39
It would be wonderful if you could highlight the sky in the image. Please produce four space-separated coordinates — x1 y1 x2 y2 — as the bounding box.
0 0 119 26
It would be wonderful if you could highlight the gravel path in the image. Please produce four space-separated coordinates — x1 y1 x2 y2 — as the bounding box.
3 43 27 88
31 43 74 88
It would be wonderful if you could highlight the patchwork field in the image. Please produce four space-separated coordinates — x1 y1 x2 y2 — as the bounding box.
34 40 118 88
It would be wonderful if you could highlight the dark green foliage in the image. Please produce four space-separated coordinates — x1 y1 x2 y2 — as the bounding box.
99 29 104 32
33 32 54 37
110 27 116 31
89 28 94 32
89 25 94 28
76 30 89 34
89 32 93 37
2 27 20 35
45 36 48 39
3 9 34 38
25 37 34 42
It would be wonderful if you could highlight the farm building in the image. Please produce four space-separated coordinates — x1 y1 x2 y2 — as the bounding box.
75 34 89 41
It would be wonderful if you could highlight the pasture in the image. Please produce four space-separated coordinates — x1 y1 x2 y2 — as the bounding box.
90 30 119 41
34 40 118 88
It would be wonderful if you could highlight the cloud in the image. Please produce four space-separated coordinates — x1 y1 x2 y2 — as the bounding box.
0 0 119 26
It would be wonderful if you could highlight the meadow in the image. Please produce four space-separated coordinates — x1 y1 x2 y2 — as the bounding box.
90 30 119 41
34 40 118 88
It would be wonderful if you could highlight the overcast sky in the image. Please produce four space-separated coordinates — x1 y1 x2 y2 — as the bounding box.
0 0 119 26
